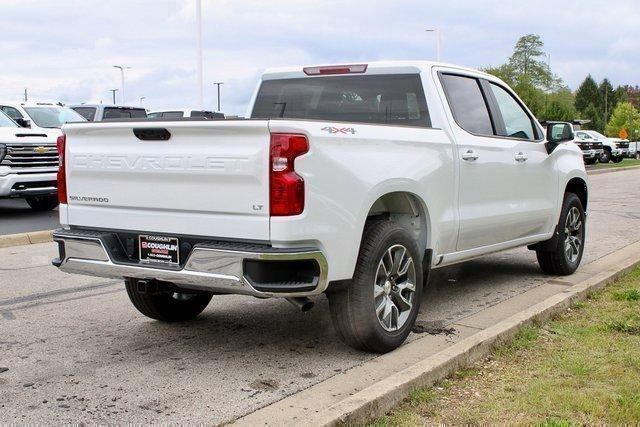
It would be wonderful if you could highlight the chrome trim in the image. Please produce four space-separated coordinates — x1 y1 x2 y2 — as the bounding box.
53 230 329 298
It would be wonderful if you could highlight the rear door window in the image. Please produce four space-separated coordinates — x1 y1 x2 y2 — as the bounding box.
251 74 431 127
440 74 494 136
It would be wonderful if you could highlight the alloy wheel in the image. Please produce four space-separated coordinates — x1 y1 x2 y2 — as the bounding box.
373 244 417 331
564 206 583 263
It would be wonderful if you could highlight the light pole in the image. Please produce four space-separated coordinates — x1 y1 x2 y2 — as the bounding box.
109 89 118 105
213 82 223 112
139 96 146 107
113 65 131 105
425 28 441 62
195 0 204 109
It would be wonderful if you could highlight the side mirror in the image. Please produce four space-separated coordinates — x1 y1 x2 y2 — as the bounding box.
14 118 31 128
545 122 574 154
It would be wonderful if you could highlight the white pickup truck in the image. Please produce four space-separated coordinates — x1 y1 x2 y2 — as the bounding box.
52 61 588 353
0 110 60 210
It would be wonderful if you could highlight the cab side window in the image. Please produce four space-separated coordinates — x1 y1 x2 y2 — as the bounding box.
440 74 494 136
1 106 24 120
489 83 536 140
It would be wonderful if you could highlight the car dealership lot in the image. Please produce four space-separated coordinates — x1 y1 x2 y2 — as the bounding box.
1 169 639 424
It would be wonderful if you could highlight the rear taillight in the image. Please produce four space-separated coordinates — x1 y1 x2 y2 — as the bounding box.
269 133 308 216
56 134 67 204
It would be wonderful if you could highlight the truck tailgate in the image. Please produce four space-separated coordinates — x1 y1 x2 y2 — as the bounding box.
63 120 271 241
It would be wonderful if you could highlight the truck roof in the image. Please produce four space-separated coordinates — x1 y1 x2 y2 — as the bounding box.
261 60 492 81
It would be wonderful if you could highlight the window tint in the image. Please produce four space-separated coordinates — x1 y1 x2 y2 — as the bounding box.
72 107 96 121
161 111 184 118
103 107 147 119
489 83 536 140
440 74 493 135
0 110 18 127
1 106 24 120
251 74 430 127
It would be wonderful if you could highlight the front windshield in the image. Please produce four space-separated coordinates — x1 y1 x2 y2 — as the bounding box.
23 107 86 128
0 110 18 127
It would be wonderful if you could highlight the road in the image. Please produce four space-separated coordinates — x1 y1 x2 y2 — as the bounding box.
0 199 59 235
1 169 639 423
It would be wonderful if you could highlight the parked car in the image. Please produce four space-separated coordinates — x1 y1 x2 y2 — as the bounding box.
69 104 147 121
575 130 629 163
542 122 603 165
0 102 86 133
52 61 587 353
147 109 224 119
0 110 59 210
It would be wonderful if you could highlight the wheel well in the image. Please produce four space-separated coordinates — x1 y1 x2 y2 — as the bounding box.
566 178 588 211
603 146 611 152
367 192 429 256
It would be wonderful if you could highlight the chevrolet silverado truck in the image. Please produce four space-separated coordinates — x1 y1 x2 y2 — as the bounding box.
575 130 628 163
52 61 588 353
0 110 60 210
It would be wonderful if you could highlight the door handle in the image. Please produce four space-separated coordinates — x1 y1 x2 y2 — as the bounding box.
461 150 479 161
515 152 528 162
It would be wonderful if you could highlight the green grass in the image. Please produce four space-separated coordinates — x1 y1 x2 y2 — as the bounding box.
591 158 640 169
374 267 640 425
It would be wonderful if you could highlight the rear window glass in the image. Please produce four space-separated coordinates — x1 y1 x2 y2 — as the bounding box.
72 107 96 121
161 111 184 118
251 74 430 127
103 108 147 119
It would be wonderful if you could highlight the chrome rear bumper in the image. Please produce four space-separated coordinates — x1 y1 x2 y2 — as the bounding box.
52 229 328 298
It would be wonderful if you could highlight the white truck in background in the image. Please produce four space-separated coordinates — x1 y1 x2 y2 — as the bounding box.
575 130 629 163
0 110 60 210
52 61 588 353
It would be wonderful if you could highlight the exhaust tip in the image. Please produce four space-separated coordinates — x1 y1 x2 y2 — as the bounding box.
286 297 314 312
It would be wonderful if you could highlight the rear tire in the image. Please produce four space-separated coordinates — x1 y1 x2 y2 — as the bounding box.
328 220 423 353
584 158 597 165
536 193 585 276
611 156 624 163
125 278 213 322
25 195 59 211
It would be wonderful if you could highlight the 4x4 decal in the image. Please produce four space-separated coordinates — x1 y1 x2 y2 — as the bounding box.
321 126 356 134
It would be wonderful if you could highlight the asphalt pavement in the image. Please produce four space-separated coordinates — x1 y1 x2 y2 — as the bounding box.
0 199 60 235
1 169 639 423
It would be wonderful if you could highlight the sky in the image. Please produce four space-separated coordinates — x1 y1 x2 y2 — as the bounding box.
0 0 638 116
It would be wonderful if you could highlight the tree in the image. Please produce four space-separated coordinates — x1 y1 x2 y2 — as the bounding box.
581 104 604 132
506 34 561 91
605 101 640 139
597 78 615 124
574 75 600 113
543 88 577 121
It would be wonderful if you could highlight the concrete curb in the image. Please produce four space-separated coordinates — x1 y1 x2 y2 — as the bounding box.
587 165 640 175
236 240 640 426
0 230 53 249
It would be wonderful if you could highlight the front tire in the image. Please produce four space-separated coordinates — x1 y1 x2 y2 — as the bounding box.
536 193 585 275
328 220 423 353
599 149 611 163
25 195 59 211
125 278 213 322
